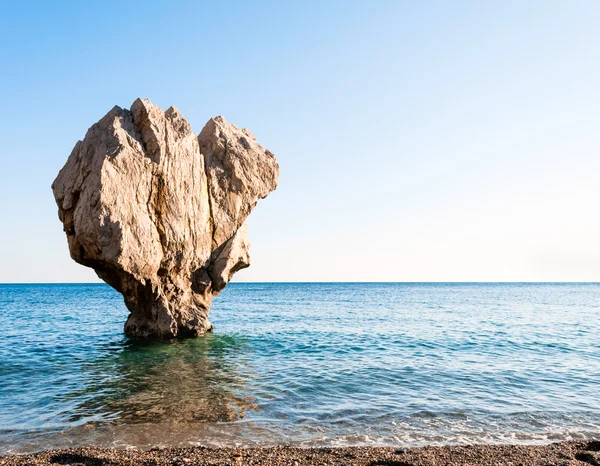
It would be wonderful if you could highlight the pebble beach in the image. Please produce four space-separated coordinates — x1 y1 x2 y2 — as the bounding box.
3 441 600 466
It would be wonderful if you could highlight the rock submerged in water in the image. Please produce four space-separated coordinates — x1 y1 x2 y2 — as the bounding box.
52 99 278 338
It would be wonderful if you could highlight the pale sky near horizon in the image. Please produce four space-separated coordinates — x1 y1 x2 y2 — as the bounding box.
1 1 599 283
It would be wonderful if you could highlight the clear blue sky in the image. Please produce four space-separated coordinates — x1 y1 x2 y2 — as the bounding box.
1 0 599 282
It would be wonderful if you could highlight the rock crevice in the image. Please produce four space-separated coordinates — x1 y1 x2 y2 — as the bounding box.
52 98 279 338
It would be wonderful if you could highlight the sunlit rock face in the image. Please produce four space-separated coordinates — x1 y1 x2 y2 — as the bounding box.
52 99 278 338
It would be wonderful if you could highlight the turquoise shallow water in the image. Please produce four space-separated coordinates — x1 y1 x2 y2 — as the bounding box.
0 283 599 454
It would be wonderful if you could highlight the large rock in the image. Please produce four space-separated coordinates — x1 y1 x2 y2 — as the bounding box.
52 99 278 338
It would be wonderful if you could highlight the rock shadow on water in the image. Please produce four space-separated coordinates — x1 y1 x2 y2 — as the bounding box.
59 332 258 427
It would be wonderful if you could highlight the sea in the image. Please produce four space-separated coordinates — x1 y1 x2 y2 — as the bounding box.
0 283 598 455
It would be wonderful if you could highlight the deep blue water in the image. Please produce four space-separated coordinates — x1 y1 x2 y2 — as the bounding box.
0 283 599 454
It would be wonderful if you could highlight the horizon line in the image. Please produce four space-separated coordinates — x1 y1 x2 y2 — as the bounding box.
1 281 599 285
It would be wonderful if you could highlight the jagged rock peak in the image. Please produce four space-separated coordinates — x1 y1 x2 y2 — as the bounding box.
52 98 279 338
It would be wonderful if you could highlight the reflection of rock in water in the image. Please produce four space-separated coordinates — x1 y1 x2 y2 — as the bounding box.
64 334 257 425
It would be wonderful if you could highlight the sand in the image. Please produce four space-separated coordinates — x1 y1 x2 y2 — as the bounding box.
1 440 599 465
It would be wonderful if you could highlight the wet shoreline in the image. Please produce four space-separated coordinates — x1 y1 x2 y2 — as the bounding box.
2 440 600 465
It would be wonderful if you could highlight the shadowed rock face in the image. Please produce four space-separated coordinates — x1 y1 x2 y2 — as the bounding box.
52 99 278 338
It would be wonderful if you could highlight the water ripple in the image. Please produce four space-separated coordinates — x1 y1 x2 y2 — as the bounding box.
0 283 599 454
